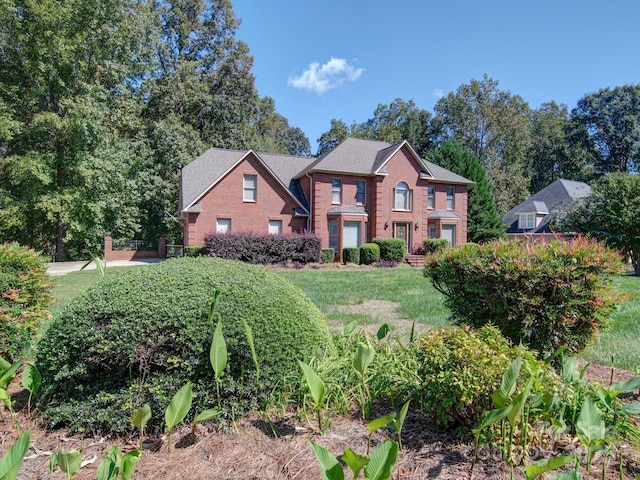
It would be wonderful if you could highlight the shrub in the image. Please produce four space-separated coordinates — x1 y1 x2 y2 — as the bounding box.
342 247 360 264
205 232 321 264
36 257 333 433
372 238 406 262
359 243 380 265
321 248 335 264
412 325 533 430
183 246 205 257
424 237 624 357
423 238 449 254
0 242 53 360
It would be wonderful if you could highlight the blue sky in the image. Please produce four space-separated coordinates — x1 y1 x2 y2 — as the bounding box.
232 1 640 154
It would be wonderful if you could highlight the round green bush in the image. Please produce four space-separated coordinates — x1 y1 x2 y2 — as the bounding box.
359 243 380 265
0 242 53 360
372 238 406 262
36 257 333 433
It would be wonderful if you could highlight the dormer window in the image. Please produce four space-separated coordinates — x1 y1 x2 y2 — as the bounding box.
518 213 536 229
394 182 412 211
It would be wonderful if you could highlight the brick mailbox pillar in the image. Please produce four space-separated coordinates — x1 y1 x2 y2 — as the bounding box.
104 235 113 261
158 236 167 259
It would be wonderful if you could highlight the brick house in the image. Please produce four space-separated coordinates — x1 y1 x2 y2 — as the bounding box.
180 137 472 258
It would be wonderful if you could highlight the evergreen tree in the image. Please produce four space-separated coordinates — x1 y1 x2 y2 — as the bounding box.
427 141 505 243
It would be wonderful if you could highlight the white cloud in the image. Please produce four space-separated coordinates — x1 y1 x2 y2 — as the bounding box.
432 88 444 99
288 58 364 94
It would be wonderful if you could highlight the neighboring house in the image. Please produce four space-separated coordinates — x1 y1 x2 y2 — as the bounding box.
504 179 592 240
180 137 473 259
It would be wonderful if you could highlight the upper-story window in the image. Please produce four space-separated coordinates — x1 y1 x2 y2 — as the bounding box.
518 213 536 230
394 181 412 211
356 180 366 205
243 174 257 202
427 185 435 209
446 187 455 209
332 178 342 204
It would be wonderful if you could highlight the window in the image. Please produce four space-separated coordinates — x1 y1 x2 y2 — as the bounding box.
427 185 435 209
518 213 536 229
243 174 257 202
331 178 342 204
356 180 366 205
394 182 412 211
446 187 455 209
428 224 437 239
268 220 282 234
216 218 231 233
328 221 339 249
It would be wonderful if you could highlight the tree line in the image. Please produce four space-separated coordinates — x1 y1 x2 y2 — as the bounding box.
1 0 638 260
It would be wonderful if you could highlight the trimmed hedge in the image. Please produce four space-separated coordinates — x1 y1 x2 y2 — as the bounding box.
36 257 333 433
205 232 321 264
359 243 380 265
0 242 53 360
183 246 205 257
372 238 406 262
423 238 449 254
321 248 335 264
342 247 360 264
424 237 624 357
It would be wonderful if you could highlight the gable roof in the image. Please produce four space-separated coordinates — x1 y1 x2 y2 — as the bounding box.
180 148 315 213
302 137 473 184
504 179 592 233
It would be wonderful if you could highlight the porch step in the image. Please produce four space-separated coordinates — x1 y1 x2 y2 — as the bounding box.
404 254 426 268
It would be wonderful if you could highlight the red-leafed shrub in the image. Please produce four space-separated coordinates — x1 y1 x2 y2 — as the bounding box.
424 237 624 357
204 232 321 265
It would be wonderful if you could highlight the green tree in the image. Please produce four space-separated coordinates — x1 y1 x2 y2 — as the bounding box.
432 75 532 213
316 119 350 156
571 84 640 175
427 141 505 243
528 101 595 192
561 172 640 275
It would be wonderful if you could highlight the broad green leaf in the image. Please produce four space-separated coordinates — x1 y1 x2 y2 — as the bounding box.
207 290 221 323
0 356 11 372
243 319 260 381
341 448 368 478
165 382 193 432
367 413 396 435
620 402 640 416
0 387 11 409
492 356 521 408
120 450 141 480
342 321 357 336
364 440 398 480
610 377 640 397
353 343 375 378
194 408 221 423
299 361 325 407
20 364 42 397
0 360 22 389
507 378 533 427
475 406 512 432
48 452 57 475
0 430 30 480
57 449 82 476
551 470 581 480
376 323 390 340
210 319 227 379
576 397 605 446
392 400 410 433
96 446 120 480
130 404 152 432
561 357 580 383
524 454 577 480
309 441 344 480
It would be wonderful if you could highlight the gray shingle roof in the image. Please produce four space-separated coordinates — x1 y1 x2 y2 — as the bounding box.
504 179 592 233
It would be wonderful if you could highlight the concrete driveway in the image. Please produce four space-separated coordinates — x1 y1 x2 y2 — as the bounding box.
46 258 164 276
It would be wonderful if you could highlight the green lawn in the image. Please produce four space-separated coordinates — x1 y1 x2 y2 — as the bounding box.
48 263 640 371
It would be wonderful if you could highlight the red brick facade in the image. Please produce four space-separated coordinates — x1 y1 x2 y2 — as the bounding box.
181 140 470 259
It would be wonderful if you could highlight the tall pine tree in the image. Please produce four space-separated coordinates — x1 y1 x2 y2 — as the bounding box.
427 141 505 243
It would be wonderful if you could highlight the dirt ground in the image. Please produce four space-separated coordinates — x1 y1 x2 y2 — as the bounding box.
2 361 639 480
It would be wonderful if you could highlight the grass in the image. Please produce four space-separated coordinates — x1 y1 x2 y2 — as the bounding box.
47 263 640 371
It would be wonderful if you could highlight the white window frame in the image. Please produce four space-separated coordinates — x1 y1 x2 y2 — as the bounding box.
427 185 435 209
518 213 536 229
331 178 342 204
216 218 231 233
446 187 455 210
268 219 282 235
393 182 412 211
356 179 366 205
243 174 257 202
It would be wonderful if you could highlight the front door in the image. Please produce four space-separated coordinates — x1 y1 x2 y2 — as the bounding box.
393 222 411 252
